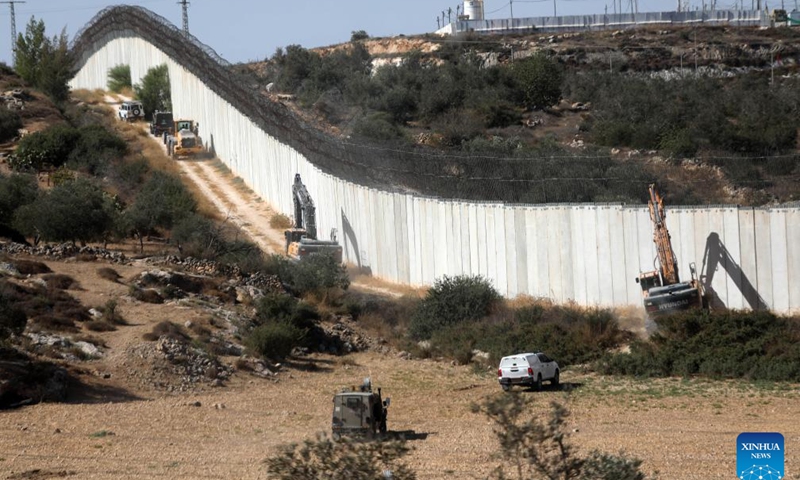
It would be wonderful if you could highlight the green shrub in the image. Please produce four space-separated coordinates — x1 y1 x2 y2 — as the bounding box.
511 53 563 110
597 310 800 381
107 64 131 93
7 124 79 171
350 30 370 42
409 274 499 340
67 124 128 175
0 173 38 226
254 292 319 330
0 107 22 142
246 322 306 360
275 253 349 297
352 112 405 142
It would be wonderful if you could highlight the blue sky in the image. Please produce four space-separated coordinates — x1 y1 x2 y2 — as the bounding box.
0 0 740 65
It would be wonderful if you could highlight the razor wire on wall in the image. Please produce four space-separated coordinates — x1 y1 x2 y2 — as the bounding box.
68 6 800 313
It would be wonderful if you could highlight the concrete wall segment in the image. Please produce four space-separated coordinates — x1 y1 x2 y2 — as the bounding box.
69 8 800 313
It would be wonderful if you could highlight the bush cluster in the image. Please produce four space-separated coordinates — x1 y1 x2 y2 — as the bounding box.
597 310 800 381
429 301 628 367
566 72 800 162
409 274 500 340
7 123 126 173
245 293 320 360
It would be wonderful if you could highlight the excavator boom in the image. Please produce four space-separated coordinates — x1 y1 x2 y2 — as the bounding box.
648 185 679 285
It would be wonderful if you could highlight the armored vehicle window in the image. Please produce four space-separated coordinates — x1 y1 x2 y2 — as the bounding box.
345 397 360 410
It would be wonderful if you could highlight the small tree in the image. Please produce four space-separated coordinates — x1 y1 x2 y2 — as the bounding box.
265 433 416 480
107 64 132 93
133 64 171 118
474 394 649 480
351 30 370 42
122 171 196 245
14 178 118 244
67 124 128 175
0 173 38 226
511 54 563 110
14 18 71 102
0 107 23 142
7 124 79 171
409 274 500 340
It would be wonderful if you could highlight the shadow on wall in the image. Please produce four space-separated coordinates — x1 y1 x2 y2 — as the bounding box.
700 232 768 311
207 133 216 158
341 210 371 275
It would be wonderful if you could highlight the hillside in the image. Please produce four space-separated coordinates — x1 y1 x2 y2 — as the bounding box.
1 76 799 478
243 25 800 207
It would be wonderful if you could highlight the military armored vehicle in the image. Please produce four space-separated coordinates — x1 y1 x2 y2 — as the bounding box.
332 378 389 438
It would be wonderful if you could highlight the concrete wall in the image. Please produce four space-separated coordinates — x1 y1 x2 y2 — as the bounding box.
70 33 800 313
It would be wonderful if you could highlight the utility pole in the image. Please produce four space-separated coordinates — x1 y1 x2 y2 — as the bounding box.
1 1 25 63
553 0 557 16
178 0 190 35
510 0 514 20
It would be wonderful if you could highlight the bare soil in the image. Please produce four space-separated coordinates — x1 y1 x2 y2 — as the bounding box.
1 94 798 480
0 255 798 480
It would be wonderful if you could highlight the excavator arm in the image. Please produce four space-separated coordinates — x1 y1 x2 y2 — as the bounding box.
648 184 680 286
292 174 317 240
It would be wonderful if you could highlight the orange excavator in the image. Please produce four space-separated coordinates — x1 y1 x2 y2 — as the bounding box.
635 184 706 316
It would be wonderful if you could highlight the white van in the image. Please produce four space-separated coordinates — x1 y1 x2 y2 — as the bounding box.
497 352 559 392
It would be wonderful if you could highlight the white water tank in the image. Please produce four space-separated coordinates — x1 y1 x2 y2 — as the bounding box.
463 0 484 20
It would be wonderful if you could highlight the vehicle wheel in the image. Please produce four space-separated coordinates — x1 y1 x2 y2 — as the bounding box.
132 108 141 117
535 374 542 391
551 370 560 387
501 384 511 392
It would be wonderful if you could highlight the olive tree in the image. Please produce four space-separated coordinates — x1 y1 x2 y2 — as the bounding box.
14 178 118 244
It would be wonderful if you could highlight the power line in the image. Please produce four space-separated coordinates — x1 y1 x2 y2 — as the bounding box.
0 0 25 64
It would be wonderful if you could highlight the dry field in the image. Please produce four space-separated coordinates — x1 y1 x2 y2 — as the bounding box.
0 256 799 480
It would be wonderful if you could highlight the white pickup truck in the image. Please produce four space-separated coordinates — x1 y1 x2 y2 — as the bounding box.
497 352 559 392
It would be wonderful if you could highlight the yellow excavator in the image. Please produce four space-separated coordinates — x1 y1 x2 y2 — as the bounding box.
284 174 343 263
635 184 706 316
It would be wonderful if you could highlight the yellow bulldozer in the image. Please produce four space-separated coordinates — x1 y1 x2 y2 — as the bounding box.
165 119 206 158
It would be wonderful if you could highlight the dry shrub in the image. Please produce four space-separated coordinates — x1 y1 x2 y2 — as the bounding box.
56 306 91 322
99 299 127 325
233 357 253 371
43 274 80 290
31 314 77 333
269 213 293 229
130 287 164 304
356 312 397 343
97 267 122 283
76 253 97 262
85 320 117 332
142 321 188 341
73 334 108 348
12 260 52 275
